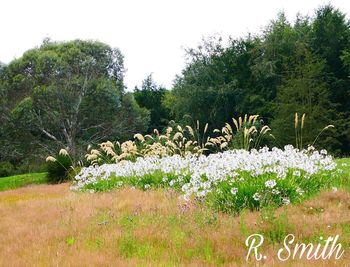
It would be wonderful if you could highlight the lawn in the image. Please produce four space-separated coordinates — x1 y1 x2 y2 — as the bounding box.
0 172 47 191
0 159 349 266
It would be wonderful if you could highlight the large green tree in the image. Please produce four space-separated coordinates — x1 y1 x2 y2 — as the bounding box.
0 40 149 162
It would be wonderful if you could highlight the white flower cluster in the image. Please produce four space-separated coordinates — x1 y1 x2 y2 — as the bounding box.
72 145 336 201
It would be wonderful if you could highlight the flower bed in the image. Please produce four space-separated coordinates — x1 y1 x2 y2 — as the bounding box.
72 145 336 213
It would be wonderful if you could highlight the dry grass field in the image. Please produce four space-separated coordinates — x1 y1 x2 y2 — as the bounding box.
1 183 350 266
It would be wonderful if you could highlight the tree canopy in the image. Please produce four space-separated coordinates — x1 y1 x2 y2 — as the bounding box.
0 40 148 163
165 5 350 154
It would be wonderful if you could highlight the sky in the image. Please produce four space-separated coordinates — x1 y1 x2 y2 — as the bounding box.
0 0 349 90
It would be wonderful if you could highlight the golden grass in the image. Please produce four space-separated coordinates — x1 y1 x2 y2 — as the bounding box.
1 184 350 266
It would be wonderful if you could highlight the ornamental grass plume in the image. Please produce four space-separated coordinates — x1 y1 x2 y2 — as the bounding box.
294 112 335 149
207 114 271 151
46 156 56 162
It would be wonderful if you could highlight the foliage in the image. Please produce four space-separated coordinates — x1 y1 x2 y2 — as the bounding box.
0 40 149 163
0 172 47 191
0 161 15 177
46 149 76 183
134 74 170 131
165 5 350 155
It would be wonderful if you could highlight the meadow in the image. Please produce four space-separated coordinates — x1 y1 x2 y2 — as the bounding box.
0 158 349 266
1 5 349 266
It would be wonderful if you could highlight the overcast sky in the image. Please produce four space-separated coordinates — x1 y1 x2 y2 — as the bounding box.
0 0 349 89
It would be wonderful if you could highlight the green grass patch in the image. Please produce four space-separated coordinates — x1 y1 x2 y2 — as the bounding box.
333 158 350 191
0 172 47 191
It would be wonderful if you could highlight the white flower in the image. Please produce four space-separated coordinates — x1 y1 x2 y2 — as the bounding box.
265 179 276 188
144 184 150 190
282 197 290 205
332 187 338 192
296 187 304 195
293 170 301 177
253 193 261 201
272 189 280 195
71 145 337 209
320 149 327 155
230 187 238 195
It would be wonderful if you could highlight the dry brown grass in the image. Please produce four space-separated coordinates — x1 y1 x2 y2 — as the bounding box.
1 184 350 266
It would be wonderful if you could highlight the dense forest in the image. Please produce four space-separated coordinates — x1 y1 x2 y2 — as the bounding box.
0 5 349 174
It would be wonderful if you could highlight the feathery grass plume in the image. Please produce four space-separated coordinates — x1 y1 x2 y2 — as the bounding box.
153 129 160 136
166 127 172 135
105 141 114 148
207 114 269 151
295 112 299 129
59 149 68 156
204 123 209 134
301 114 306 129
186 126 195 137
220 142 228 149
144 134 154 141
173 132 183 140
301 113 306 148
312 125 335 147
232 117 239 131
134 133 145 143
90 149 101 156
293 113 334 149
46 156 56 162
295 113 299 149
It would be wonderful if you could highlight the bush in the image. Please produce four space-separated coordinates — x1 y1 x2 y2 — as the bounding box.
46 149 74 183
0 161 15 177
15 160 47 175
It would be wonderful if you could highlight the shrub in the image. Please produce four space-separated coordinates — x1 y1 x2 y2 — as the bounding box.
16 160 47 175
0 161 15 177
46 149 75 183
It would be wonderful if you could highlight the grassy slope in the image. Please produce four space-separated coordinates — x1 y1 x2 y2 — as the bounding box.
0 172 47 191
0 159 349 266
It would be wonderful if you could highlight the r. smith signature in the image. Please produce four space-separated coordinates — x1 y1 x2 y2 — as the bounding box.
245 234 344 261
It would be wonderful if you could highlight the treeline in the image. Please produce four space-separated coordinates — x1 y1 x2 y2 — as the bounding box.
157 5 350 155
0 5 349 174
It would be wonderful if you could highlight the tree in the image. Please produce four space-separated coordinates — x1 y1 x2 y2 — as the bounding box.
271 44 336 150
0 40 148 162
134 74 170 131
309 5 350 153
167 36 259 129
